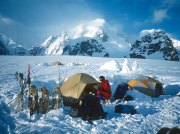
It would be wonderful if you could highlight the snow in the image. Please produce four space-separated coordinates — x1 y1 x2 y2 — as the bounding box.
120 59 131 74
139 29 163 38
119 59 141 75
99 60 120 71
131 60 138 72
171 38 180 49
0 56 180 134
171 38 180 55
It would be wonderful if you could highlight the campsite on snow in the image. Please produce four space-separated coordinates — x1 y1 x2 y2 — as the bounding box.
0 18 180 134
0 55 179 134
1 0 180 132
0 14 180 134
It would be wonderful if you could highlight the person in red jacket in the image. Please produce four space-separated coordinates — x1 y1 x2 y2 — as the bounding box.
96 76 112 104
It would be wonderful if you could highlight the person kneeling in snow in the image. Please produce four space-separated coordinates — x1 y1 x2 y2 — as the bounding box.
113 82 133 101
96 76 112 104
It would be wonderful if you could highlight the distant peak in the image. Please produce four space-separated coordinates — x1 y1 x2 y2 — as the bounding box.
89 18 106 27
139 29 165 38
0 33 16 45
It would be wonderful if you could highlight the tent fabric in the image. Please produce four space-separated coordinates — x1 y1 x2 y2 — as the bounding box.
128 76 163 97
60 73 99 100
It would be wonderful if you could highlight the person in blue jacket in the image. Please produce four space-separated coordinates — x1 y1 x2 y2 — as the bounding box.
114 82 132 100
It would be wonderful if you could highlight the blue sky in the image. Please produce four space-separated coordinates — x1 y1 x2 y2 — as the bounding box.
0 0 180 48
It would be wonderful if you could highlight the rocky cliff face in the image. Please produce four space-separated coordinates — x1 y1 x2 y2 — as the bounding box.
130 29 179 61
63 38 109 57
0 40 9 55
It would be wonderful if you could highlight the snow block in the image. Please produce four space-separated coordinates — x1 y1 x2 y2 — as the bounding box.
115 104 137 115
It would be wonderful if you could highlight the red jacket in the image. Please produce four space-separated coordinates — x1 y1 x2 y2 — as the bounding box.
97 80 112 99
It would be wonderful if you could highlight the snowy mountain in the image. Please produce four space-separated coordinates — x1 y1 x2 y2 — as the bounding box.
40 19 131 58
0 33 27 55
40 32 69 55
130 29 179 61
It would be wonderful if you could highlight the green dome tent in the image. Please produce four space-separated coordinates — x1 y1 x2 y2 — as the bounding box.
60 73 99 106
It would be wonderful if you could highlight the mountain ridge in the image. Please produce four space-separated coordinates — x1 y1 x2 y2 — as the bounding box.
0 19 179 61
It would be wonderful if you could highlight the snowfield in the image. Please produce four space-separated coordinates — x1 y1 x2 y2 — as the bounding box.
0 56 180 134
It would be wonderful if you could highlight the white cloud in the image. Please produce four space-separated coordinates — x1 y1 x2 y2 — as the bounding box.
152 0 178 23
153 9 169 23
162 0 176 6
0 15 15 25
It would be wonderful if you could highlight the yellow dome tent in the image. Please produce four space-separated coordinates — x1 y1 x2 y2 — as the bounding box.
60 73 99 106
128 76 163 97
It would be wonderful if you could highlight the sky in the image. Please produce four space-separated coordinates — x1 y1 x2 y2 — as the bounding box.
0 0 180 48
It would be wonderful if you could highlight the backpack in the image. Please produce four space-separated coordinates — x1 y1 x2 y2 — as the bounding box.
81 93 106 120
69 93 107 120
115 104 137 115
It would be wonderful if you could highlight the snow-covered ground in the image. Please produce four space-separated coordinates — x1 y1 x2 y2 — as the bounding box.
0 56 180 134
